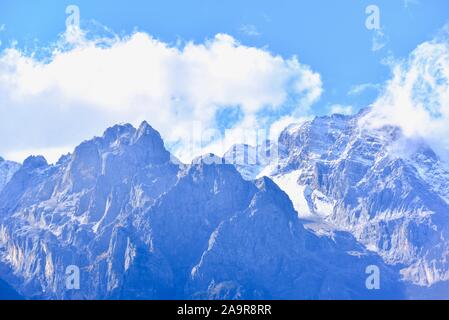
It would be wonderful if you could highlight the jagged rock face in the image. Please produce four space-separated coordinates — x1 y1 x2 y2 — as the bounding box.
0 121 404 299
0 122 180 299
260 110 449 287
0 157 20 193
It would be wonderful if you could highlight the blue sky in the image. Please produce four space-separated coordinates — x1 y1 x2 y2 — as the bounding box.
0 0 449 162
2 0 448 113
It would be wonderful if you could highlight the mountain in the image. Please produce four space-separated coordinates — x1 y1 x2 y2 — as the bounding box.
249 109 449 289
0 157 20 193
0 121 179 299
0 121 404 299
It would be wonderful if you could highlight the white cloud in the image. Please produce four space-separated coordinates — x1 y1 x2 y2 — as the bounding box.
363 30 449 160
372 29 389 52
403 0 419 9
0 30 322 163
269 115 309 139
348 83 380 96
5 146 72 164
239 24 261 37
330 104 353 116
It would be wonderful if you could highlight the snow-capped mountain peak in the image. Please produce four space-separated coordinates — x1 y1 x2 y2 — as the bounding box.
228 109 449 288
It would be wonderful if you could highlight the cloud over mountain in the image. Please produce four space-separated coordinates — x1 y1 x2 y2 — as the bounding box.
0 29 322 163
363 27 449 161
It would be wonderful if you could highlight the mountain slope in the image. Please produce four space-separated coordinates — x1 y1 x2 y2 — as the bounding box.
252 109 449 287
0 122 180 299
188 177 402 299
0 121 404 299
